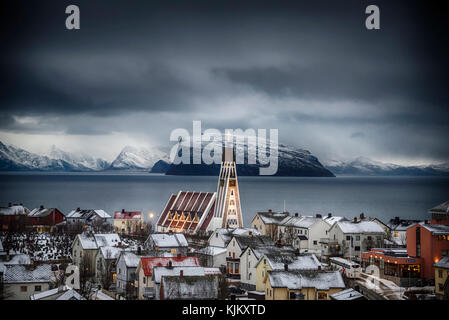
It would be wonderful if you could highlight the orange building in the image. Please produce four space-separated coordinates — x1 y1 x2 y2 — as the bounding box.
406 223 449 280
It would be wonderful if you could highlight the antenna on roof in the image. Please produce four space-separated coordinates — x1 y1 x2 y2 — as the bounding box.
283 200 286 213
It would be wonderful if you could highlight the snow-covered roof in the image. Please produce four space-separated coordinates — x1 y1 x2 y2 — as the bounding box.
30 285 85 300
213 228 260 246
0 205 30 216
90 289 115 300
3 264 51 284
149 233 188 248
99 246 122 260
161 275 218 300
204 267 222 276
257 211 290 225
94 233 121 247
76 234 98 250
429 200 449 213
29 207 63 218
3 254 31 265
232 235 274 250
67 209 111 219
336 220 385 234
268 270 345 290
280 215 322 229
121 252 141 268
435 256 449 269
140 256 200 276
323 215 348 226
420 223 449 235
114 211 142 219
330 288 364 300
197 246 227 256
153 266 205 283
262 253 321 271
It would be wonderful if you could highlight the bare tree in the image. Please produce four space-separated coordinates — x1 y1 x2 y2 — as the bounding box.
79 254 94 298
217 275 229 300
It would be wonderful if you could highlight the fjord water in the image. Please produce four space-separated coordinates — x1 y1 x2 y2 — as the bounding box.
1 173 448 226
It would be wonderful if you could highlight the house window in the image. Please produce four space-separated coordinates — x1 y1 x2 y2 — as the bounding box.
346 236 351 241
313 241 317 245
262 271 264 277
235 263 239 273
35 285 42 292
143 277 146 284
317 291 328 300
439 270 443 278
232 252 235 259
355 236 360 241
216 233 218 238
355 246 360 251
21 286 27 292
264 259 266 265
416 227 421 257
299 230 302 234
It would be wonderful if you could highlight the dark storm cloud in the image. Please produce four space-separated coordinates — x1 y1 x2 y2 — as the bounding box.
0 0 448 163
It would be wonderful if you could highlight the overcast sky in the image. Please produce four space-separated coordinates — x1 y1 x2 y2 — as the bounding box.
1 0 448 165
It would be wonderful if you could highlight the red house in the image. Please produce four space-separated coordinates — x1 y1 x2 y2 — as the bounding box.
406 223 449 280
28 205 65 231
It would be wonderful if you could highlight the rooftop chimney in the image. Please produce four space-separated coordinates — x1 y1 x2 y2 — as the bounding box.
122 209 125 213
168 261 173 269
316 214 322 218
284 264 288 271
328 213 332 218
268 209 272 213
137 246 142 255
295 213 299 217
180 270 184 277
354 217 357 223
177 253 181 259
360 212 365 220
8 202 11 207
40 205 44 210
76 207 81 211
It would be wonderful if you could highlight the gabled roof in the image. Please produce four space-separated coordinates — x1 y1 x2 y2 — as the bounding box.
197 246 227 256
139 256 200 277
98 246 122 260
255 211 290 225
29 207 64 218
211 228 260 246
323 215 348 226
75 233 121 250
119 251 141 268
67 209 111 219
161 275 218 300
148 233 189 248
330 288 364 300
0 205 30 216
30 285 85 300
257 252 321 270
3 264 51 284
231 234 274 250
280 215 322 229
114 211 142 219
267 270 345 290
429 200 449 213
153 266 205 283
335 220 385 234
435 256 449 269
419 223 449 235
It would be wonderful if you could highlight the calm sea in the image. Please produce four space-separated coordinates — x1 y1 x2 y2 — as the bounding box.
1 173 448 226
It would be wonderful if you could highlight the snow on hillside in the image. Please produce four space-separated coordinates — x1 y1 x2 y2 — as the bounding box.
47 145 109 171
109 145 170 170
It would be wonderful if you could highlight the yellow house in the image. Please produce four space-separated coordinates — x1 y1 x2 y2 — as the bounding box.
434 256 449 299
254 252 321 292
264 270 345 300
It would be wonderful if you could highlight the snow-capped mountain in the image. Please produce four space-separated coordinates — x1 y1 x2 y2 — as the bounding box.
324 157 449 176
165 136 335 177
47 145 109 171
0 141 80 171
108 145 170 171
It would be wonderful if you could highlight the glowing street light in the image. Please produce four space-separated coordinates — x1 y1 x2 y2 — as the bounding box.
149 212 154 219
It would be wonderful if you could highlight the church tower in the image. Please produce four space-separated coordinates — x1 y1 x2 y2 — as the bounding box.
209 145 243 230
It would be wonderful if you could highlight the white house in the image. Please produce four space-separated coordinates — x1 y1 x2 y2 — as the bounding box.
225 234 274 280
196 246 227 269
145 233 189 256
327 219 386 262
30 285 85 300
3 264 51 300
95 246 122 284
279 214 330 256
116 251 141 296
152 265 206 299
